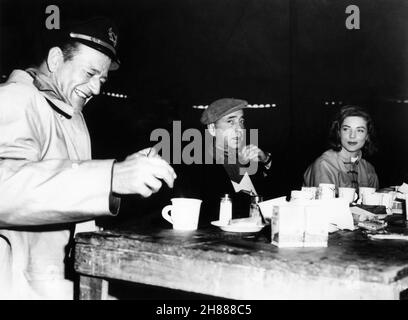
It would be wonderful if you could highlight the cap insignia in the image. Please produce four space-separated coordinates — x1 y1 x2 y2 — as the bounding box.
108 27 118 47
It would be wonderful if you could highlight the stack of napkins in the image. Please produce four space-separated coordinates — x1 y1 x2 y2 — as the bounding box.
258 197 354 248
350 205 387 222
257 196 287 221
395 183 408 202
398 183 408 194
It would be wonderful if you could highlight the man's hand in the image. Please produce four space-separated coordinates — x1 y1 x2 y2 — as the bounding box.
112 147 177 197
240 144 268 163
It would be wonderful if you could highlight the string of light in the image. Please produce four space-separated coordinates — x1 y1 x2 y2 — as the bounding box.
102 91 128 99
192 103 277 109
2 75 408 106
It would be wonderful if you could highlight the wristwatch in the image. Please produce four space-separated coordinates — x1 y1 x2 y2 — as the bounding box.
263 152 272 166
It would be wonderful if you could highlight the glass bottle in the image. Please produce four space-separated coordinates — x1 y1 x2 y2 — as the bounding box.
249 194 263 225
219 194 232 225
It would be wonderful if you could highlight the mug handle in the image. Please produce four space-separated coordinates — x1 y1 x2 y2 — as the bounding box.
161 205 173 225
356 192 362 204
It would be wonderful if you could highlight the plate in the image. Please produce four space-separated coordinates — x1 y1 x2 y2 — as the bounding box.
211 220 265 233
328 223 339 233
211 220 228 227
368 234 408 240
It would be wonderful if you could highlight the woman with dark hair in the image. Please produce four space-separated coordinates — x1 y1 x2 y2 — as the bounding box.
303 105 379 190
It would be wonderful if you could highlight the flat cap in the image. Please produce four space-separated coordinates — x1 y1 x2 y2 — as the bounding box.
67 17 120 70
200 98 248 124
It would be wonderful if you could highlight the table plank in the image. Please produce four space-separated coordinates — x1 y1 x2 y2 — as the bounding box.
74 226 408 299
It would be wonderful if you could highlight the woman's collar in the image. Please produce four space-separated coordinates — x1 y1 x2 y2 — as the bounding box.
338 148 362 163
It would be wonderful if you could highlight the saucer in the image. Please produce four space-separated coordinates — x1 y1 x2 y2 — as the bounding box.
211 220 265 233
211 220 228 227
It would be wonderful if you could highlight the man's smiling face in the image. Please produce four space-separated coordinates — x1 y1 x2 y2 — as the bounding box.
52 43 111 110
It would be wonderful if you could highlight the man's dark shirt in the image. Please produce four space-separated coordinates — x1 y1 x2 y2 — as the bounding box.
171 147 272 227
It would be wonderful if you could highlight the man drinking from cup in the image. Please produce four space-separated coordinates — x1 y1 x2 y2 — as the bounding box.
175 98 272 225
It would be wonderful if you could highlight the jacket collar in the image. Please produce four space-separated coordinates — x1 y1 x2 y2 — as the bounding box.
6 69 75 119
338 148 362 164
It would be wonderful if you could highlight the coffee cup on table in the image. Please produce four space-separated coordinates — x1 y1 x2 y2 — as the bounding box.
161 198 202 231
338 187 358 204
318 183 336 199
362 192 383 206
301 187 318 200
358 187 376 204
380 193 394 210
290 190 314 202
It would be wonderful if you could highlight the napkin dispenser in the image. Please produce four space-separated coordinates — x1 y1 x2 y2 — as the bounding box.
269 198 352 248
271 203 305 248
271 203 328 248
303 204 329 247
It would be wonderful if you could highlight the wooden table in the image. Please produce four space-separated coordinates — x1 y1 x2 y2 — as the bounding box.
74 223 408 300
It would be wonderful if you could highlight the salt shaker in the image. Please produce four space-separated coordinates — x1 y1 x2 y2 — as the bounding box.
249 194 263 225
219 194 232 225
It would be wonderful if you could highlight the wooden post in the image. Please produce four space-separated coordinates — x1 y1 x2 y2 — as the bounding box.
79 275 109 300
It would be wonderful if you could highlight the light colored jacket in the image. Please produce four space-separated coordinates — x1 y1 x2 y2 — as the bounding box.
0 70 119 299
303 149 379 189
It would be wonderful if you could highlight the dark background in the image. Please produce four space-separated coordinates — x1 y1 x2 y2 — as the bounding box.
1 0 408 227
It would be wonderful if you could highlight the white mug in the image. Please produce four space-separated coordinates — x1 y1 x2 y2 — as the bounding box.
290 190 314 202
404 195 408 221
338 187 358 204
318 183 336 199
161 198 202 231
301 187 318 200
358 187 376 204
362 192 383 206
380 193 394 209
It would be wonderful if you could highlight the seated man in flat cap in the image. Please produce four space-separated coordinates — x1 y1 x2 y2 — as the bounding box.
174 98 272 225
0 17 176 299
